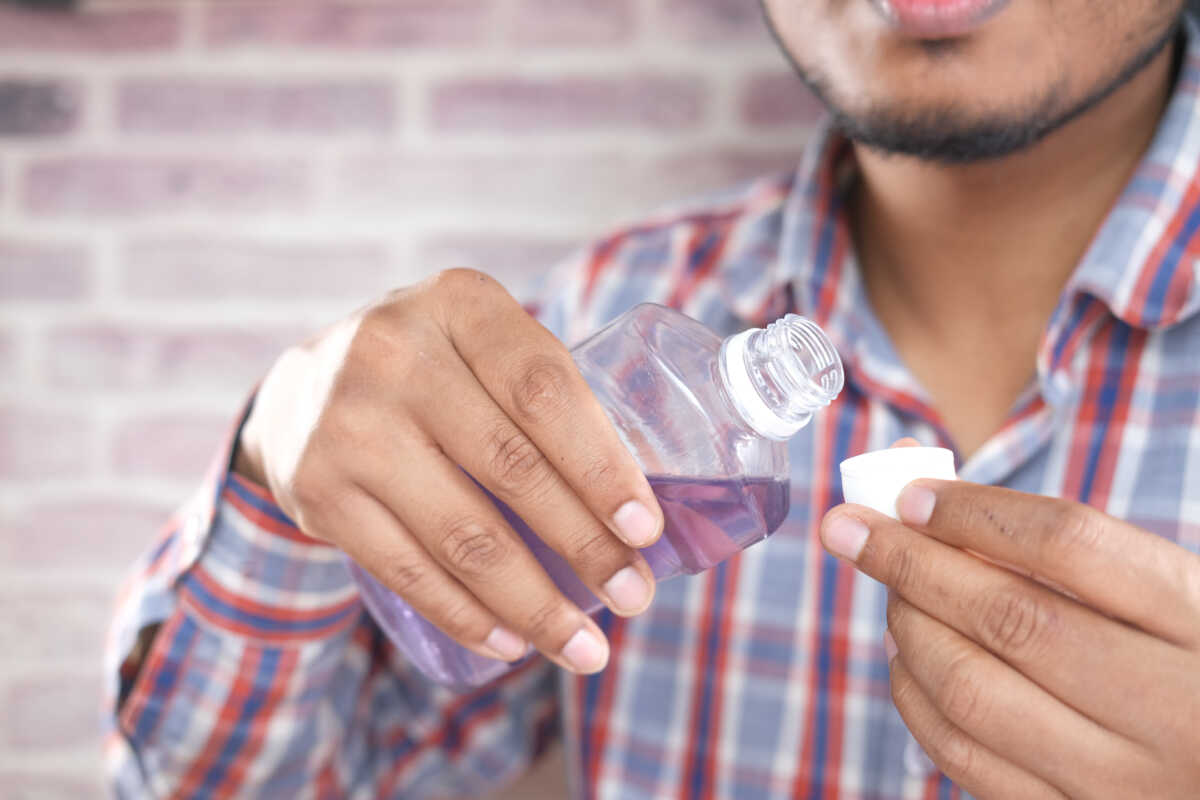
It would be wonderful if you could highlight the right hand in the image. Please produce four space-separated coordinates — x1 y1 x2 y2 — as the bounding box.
234 269 664 674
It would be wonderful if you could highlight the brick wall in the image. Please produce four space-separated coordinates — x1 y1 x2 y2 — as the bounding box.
0 1 821 795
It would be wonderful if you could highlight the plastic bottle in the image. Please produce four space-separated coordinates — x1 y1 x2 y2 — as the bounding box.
347 303 845 689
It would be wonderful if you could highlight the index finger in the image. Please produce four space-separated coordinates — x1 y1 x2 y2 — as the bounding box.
896 480 1200 646
821 504 1186 741
439 270 664 549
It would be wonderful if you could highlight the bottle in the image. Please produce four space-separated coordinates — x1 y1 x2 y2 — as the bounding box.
346 303 844 689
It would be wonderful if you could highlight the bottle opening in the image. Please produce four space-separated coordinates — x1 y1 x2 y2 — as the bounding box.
719 315 844 440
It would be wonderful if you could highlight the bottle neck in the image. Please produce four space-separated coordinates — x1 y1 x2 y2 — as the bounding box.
718 315 844 440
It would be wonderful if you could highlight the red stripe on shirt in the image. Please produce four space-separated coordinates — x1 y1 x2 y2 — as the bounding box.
222 478 324 545
582 178 792 307
212 647 301 798
819 402 871 800
378 657 548 794
1083 327 1147 507
178 566 359 642
585 615 631 794
1061 320 1120 503
172 646 266 799
679 553 744 798
668 219 736 311
1127 172 1200 326
794 391 844 794
118 611 188 739
704 557 744 797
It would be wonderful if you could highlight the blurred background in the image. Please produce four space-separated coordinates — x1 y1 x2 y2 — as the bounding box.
0 0 821 795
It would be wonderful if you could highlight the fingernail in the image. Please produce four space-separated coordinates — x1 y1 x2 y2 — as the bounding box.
823 515 870 561
897 484 937 526
561 628 609 673
484 626 527 661
613 500 659 547
884 629 898 663
602 566 652 614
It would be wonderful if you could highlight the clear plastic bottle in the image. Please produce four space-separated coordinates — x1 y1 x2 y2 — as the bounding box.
347 303 844 689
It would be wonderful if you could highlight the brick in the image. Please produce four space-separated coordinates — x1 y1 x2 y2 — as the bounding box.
656 0 771 43
111 412 235 480
0 496 173 572
0 406 93 480
118 78 396 135
23 157 308 218
509 0 635 45
2 674 98 749
416 233 576 293
0 79 80 137
431 75 706 132
205 1 491 49
741 72 826 127
0 239 91 300
0 588 113 663
122 237 394 301
0 5 179 51
45 323 306 391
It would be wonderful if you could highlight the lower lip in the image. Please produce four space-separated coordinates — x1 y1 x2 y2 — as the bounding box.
870 0 1011 38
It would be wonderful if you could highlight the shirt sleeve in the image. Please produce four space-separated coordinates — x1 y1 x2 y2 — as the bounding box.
103 397 559 799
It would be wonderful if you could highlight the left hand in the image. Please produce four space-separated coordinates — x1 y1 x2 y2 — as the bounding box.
820 481 1200 799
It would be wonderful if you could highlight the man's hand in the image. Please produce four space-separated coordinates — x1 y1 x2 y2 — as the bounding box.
235 269 664 674
820 481 1200 799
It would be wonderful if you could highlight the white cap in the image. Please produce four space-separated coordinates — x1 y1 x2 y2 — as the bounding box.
839 447 957 520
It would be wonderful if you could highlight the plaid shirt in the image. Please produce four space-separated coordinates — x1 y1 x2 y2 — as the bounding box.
106 19 1200 800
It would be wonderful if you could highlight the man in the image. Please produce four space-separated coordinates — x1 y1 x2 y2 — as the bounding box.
107 0 1200 797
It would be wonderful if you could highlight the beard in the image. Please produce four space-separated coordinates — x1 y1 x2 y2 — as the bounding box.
763 9 1183 164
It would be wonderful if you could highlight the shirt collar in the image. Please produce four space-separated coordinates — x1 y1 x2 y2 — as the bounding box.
1063 12 1200 331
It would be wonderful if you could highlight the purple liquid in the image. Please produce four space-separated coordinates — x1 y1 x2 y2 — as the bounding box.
349 474 789 689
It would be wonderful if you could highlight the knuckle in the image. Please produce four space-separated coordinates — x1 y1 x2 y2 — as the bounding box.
883 544 920 595
484 425 551 497
286 464 353 536
509 356 572 425
379 558 426 598
354 302 403 355
321 403 368 449
288 463 327 512
979 587 1057 658
438 598 488 641
579 458 618 493
566 527 622 567
523 599 569 643
439 518 510 579
928 724 977 781
433 267 500 302
938 652 989 727
1042 501 1103 559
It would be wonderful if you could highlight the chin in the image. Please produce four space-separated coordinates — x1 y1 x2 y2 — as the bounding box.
761 0 1185 160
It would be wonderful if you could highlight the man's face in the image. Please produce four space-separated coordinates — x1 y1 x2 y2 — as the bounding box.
761 0 1185 162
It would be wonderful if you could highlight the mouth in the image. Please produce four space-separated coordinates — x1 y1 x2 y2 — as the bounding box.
869 0 1012 38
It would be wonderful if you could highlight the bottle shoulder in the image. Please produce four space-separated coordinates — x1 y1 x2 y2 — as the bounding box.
571 304 786 480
